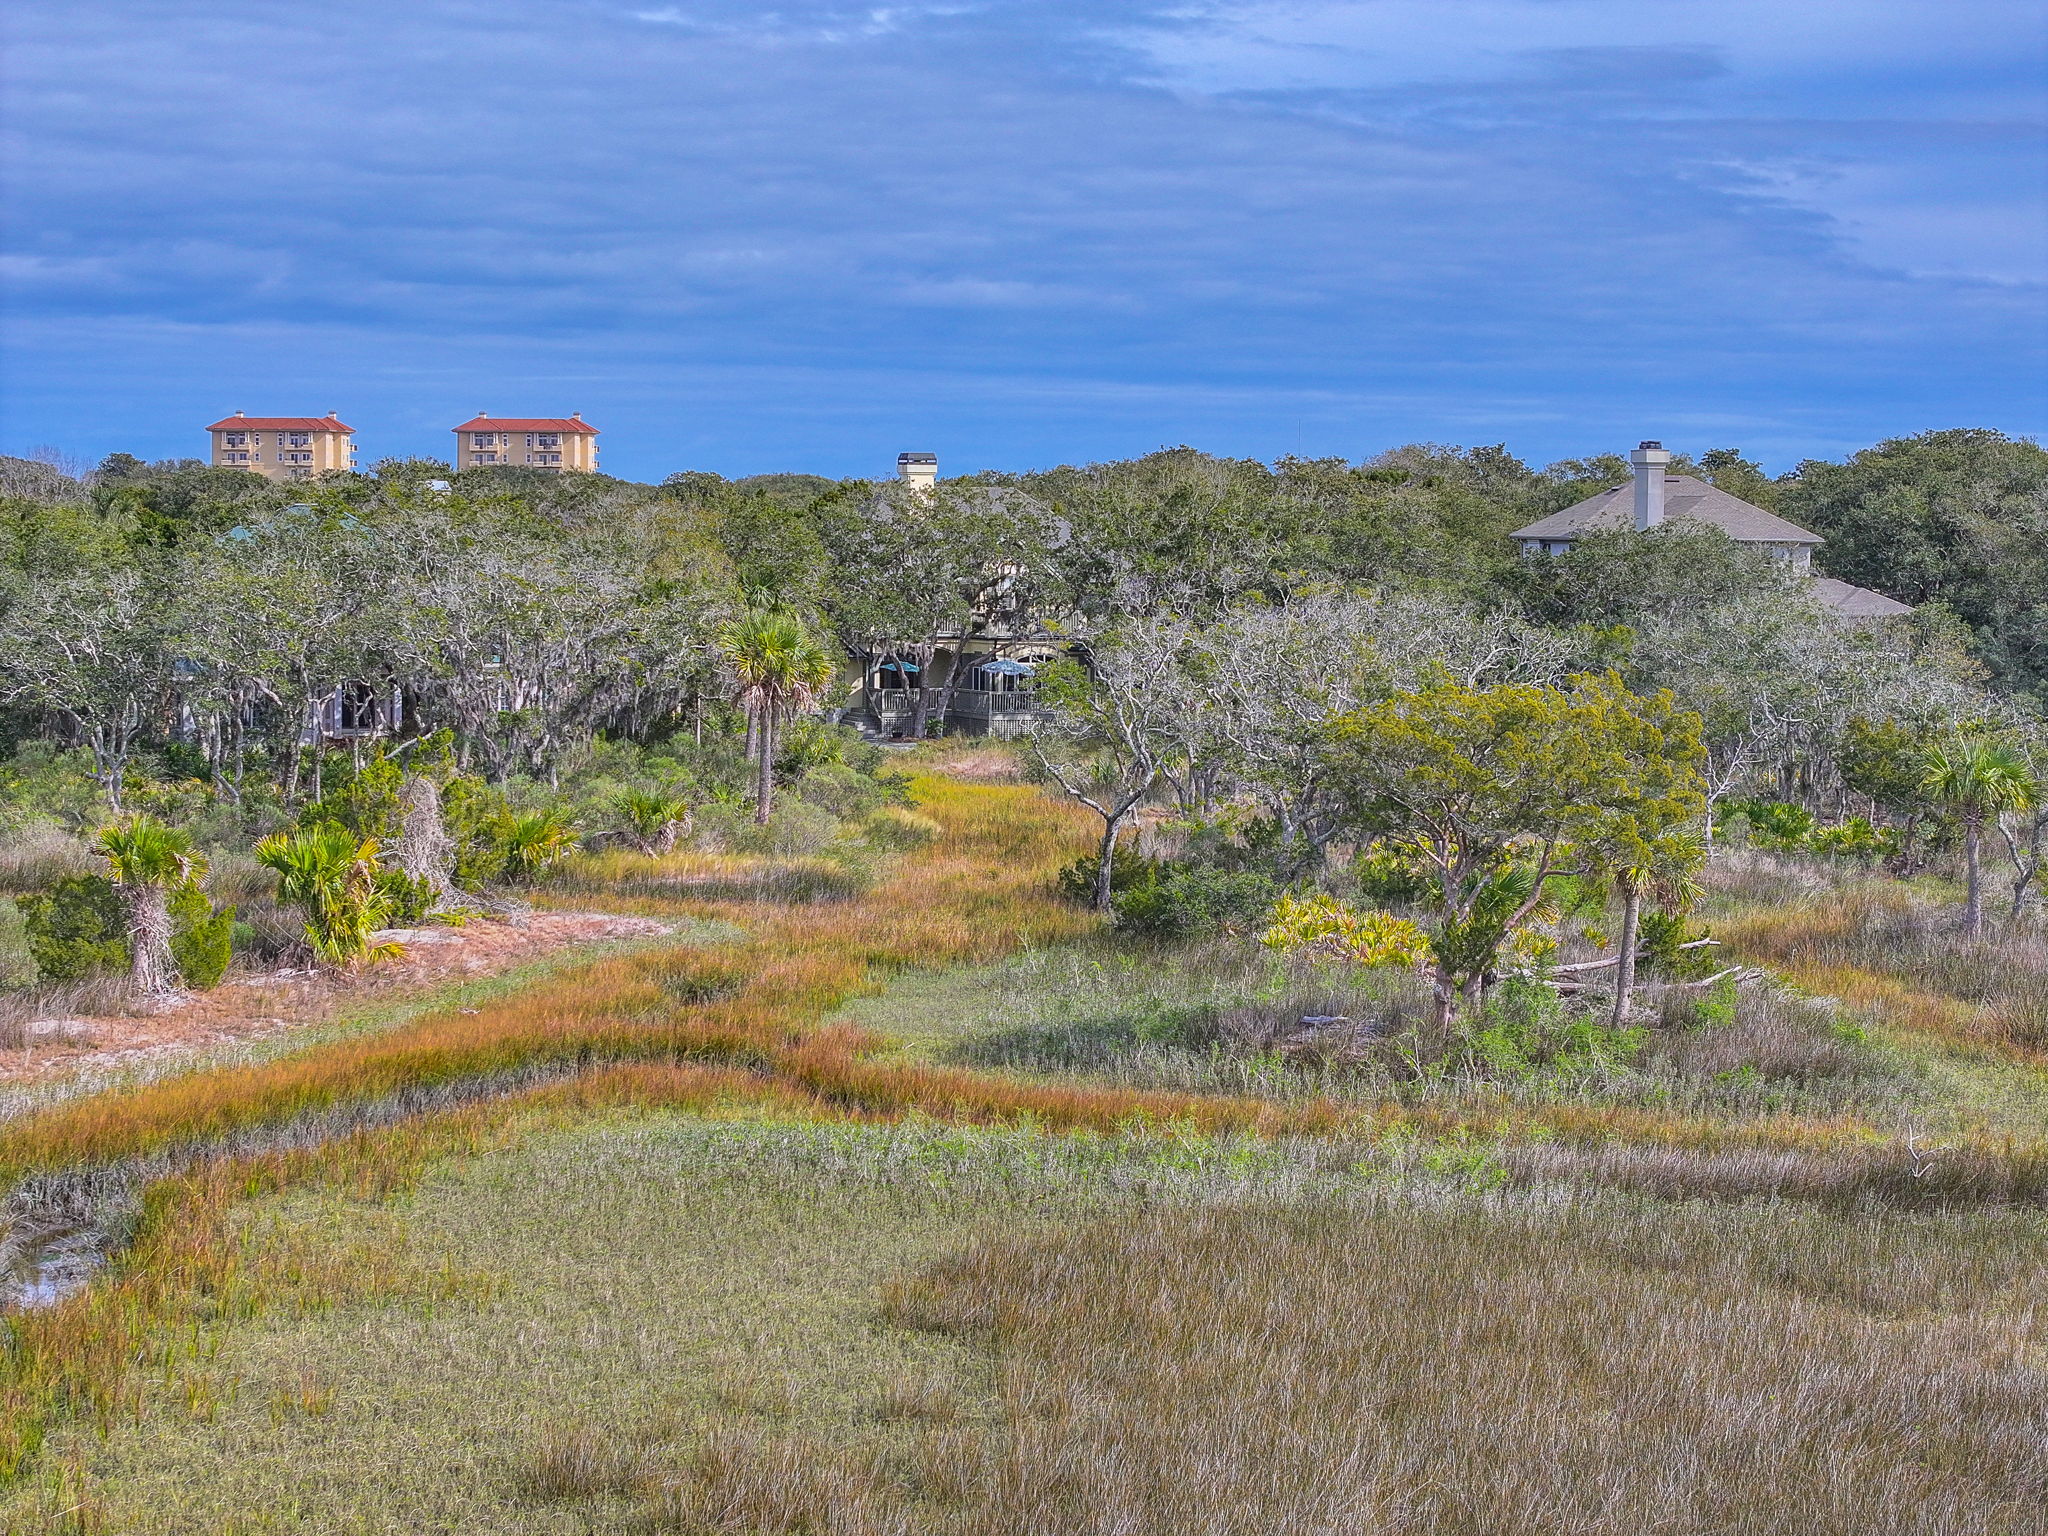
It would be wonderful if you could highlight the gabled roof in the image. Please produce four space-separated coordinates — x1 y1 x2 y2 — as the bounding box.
206 415 352 432
451 416 598 434
1510 477 1821 545
1812 578 1914 620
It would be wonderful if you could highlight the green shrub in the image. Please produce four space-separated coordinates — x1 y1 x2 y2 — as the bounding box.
1807 817 1900 861
16 875 128 981
1720 798 1818 851
168 883 235 989
1352 843 1437 905
0 897 40 990
1114 864 1283 939
792 761 888 819
1465 980 1643 1079
297 748 405 840
444 778 513 888
373 868 438 925
1635 910 1719 980
1056 853 1160 905
731 799 840 859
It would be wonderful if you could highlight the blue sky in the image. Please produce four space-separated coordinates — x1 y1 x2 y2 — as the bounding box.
1 0 2042 481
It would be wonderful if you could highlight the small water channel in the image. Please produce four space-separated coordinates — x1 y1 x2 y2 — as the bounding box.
0 1061 598 1311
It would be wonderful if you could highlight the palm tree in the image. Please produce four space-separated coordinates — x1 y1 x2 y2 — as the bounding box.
98 815 204 1000
1921 739 2037 937
1604 828 1706 1026
719 609 838 824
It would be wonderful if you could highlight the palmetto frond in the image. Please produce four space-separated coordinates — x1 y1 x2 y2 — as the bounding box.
98 815 204 889
1921 739 2037 817
718 609 836 718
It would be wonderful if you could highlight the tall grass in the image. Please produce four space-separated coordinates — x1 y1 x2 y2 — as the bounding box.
647 1196 2048 1535
1717 880 2048 1056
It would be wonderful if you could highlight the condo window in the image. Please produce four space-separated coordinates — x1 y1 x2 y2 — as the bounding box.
535 434 559 449
472 433 498 448
474 452 499 464
222 433 247 447
531 452 560 464
225 451 249 462
286 433 311 448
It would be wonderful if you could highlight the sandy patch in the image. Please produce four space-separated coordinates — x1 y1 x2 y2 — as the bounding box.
2 912 674 1088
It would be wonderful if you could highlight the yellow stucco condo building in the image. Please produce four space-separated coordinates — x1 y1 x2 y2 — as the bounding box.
206 412 356 479
450 413 599 472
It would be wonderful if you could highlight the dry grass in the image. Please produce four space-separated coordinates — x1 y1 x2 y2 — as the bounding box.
1717 880 2048 1057
652 1198 2048 1535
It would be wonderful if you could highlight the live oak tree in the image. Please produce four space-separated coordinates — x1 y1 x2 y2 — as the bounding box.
1030 636 1182 911
1323 674 1705 1026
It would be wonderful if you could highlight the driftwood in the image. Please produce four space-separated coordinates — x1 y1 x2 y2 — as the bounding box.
1552 937 1720 976
1555 964 1754 997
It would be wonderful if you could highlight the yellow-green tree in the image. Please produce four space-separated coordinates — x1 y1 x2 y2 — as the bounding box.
1324 674 1704 1025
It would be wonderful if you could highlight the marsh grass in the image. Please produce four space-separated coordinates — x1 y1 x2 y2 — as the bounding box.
12 777 2048 1526
652 1195 2048 1536
1716 877 2048 1056
549 848 874 904
517 1424 647 1501
938 942 1918 1120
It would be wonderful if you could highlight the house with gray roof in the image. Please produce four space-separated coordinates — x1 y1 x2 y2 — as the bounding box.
1510 441 1912 621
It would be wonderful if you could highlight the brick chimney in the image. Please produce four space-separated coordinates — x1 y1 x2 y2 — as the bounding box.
1630 440 1671 531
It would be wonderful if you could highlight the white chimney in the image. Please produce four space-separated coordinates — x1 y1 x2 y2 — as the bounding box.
1630 440 1671 531
897 451 937 492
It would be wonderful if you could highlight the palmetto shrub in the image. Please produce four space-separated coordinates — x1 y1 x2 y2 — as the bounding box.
1260 893 1429 968
254 823 399 966
499 810 582 883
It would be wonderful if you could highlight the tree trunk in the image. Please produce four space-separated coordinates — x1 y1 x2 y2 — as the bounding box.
125 884 177 1000
1611 879 1643 1028
754 709 776 824
392 775 455 904
1093 814 1126 912
1429 963 1458 1031
1961 816 1983 933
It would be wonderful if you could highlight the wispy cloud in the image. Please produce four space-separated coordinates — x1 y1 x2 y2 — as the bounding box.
0 0 2039 476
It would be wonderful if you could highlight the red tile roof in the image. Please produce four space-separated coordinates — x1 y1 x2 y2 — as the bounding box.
206 415 352 432
450 416 598 434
